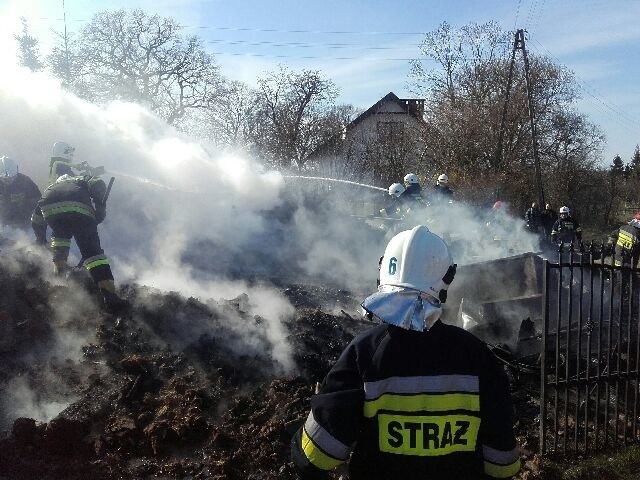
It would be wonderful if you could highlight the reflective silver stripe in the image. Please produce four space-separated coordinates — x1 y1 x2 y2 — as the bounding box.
304 411 351 460
483 444 520 465
364 375 479 400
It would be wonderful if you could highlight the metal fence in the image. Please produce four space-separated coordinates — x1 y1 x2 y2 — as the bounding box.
540 244 640 455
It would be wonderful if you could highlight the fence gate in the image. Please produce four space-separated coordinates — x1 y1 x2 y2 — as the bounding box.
540 245 640 455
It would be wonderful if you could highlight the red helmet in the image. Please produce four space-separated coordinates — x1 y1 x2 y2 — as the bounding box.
634 211 640 221
493 201 503 210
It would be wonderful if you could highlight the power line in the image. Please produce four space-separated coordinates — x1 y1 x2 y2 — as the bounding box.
530 36 640 130
526 40 640 137
205 38 421 50
211 51 435 61
23 16 428 36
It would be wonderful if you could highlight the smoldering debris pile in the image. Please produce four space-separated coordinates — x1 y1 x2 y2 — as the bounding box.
0 251 549 480
0 252 370 479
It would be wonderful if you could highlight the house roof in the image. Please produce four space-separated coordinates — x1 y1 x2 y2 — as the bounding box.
347 91 425 130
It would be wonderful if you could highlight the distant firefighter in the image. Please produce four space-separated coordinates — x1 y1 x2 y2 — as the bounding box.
431 173 454 202
0 156 42 231
524 202 541 232
540 203 557 239
380 183 406 218
551 206 582 245
32 163 124 313
400 173 424 205
49 141 77 185
610 212 640 267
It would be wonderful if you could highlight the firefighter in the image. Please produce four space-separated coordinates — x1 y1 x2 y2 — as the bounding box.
524 202 541 233
431 173 454 202
49 141 77 184
401 173 424 206
379 183 406 218
551 206 582 245
610 212 640 267
540 203 557 240
0 156 42 231
31 171 124 313
291 225 520 480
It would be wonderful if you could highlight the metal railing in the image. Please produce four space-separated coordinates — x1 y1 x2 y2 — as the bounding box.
540 243 640 455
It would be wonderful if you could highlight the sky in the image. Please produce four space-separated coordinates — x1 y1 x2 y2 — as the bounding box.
1 0 639 164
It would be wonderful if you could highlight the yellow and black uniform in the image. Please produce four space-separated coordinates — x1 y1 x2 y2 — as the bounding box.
0 173 41 229
551 216 582 244
431 184 454 203
291 320 520 480
380 196 407 218
612 221 640 268
31 174 113 287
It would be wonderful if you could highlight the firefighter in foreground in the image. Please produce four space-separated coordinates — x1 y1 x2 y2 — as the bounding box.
0 156 42 232
551 206 582 245
610 211 640 267
32 170 124 313
291 226 520 479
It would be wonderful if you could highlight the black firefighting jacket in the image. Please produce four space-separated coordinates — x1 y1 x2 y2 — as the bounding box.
291 320 520 480
524 207 541 229
613 222 640 267
551 216 582 244
32 175 107 229
0 173 42 227
431 184 454 202
401 183 424 206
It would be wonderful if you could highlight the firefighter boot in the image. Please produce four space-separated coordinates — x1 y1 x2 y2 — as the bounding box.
54 260 68 277
97 279 128 315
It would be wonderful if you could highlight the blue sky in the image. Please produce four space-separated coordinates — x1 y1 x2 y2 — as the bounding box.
2 0 639 164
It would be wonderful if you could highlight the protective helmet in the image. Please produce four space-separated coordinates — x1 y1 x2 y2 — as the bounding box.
0 156 18 178
493 200 503 209
437 174 449 185
362 226 457 331
379 226 455 300
388 183 405 197
404 173 419 185
52 141 75 161
559 206 570 215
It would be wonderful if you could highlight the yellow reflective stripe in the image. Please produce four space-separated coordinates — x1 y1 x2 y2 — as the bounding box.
484 458 521 478
85 259 109 270
364 393 479 418
618 231 634 250
301 429 344 470
51 239 71 248
42 206 95 218
378 414 480 456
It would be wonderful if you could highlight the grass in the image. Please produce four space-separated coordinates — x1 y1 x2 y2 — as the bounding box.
535 445 640 480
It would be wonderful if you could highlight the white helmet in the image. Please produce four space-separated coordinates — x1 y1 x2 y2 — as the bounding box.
437 174 449 185
52 141 75 161
388 183 405 197
379 225 455 300
362 226 457 331
0 156 18 178
404 173 419 185
559 206 570 215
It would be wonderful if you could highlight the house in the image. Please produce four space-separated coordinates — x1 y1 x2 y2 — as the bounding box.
309 92 427 184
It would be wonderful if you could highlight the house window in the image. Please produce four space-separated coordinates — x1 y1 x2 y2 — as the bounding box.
377 121 404 141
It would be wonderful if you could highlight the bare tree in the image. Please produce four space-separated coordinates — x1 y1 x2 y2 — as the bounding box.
250 66 347 170
409 21 604 219
48 9 222 125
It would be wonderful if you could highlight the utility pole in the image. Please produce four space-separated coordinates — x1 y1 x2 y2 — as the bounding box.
496 29 545 208
62 0 70 86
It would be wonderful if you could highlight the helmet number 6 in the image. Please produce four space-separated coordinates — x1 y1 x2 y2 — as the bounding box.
388 257 397 275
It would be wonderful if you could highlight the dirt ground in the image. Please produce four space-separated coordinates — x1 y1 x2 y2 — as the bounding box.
0 251 571 479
